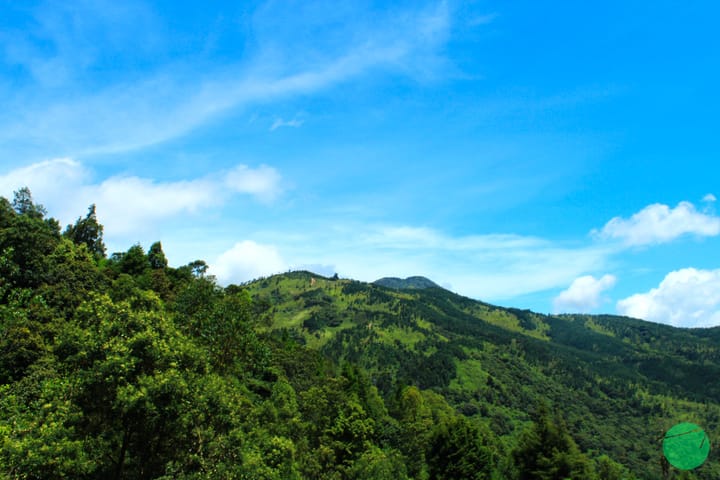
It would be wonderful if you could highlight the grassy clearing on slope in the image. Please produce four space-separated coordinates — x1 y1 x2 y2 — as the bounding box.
450 358 489 393
374 326 426 350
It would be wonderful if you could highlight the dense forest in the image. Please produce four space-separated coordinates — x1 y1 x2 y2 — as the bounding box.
1 189 718 479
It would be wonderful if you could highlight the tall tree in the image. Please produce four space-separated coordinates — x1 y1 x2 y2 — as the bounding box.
64 204 106 258
147 241 168 269
11 187 46 219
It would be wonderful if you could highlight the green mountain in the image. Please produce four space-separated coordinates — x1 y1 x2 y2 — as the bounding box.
2 190 719 479
373 276 440 290
247 271 720 478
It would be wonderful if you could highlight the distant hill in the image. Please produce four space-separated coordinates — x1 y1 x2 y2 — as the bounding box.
373 275 440 289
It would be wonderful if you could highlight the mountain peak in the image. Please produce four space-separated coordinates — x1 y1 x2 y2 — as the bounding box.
373 276 440 290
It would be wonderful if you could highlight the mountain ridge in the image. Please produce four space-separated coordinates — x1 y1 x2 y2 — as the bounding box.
246 271 720 478
373 275 441 290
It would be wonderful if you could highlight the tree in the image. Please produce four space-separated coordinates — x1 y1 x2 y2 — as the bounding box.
53 293 207 479
594 454 634 480
0 197 15 229
202 291 269 373
64 204 106 258
11 187 46 219
348 446 409 480
426 417 497 480
512 404 596 480
187 260 208 278
39 238 105 319
394 386 433 479
0 375 96 478
118 244 150 276
148 242 168 269
0 312 45 383
0 193 61 290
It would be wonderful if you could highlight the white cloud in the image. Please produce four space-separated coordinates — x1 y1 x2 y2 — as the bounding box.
211 240 287 284
0 158 88 203
1 160 615 306
246 223 614 302
594 201 720 246
224 164 282 202
552 274 616 313
617 268 720 328
703 193 717 202
90 176 219 234
0 158 282 236
291 264 337 278
270 117 304 131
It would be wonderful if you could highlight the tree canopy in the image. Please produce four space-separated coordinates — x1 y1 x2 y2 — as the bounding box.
0 190 717 479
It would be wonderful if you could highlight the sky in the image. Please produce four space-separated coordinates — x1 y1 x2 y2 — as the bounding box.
1 0 720 328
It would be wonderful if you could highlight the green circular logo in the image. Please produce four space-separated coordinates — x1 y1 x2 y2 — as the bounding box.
662 422 710 470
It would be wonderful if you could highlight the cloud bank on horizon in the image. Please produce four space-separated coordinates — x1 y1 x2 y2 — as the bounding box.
1 1 719 328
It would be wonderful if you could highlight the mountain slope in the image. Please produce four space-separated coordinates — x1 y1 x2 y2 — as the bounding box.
8 192 718 479
247 271 720 478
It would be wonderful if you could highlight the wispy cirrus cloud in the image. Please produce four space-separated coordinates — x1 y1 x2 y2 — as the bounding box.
270 116 304 131
0 1 452 161
1 0 160 87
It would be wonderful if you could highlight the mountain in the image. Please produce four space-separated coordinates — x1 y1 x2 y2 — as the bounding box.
247 271 720 479
373 276 441 290
3 191 719 479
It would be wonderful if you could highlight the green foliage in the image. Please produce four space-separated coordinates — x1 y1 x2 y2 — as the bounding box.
147 242 168 270
594 454 636 480
0 190 61 291
11 187 46 219
0 375 96 479
117 244 150 277
348 446 409 479
2 194 720 479
0 316 45 384
64 204 106 259
39 238 105 318
512 404 596 480
426 416 497 479
373 276 439 290
201 291 270 374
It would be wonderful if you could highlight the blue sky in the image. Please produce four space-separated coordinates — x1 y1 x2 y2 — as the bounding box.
1 0 720 327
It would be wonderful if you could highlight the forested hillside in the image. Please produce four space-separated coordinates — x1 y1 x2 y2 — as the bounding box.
373 276 440 290
1 189 718 479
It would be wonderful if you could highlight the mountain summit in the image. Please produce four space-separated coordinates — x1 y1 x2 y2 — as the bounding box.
373 275 440 290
